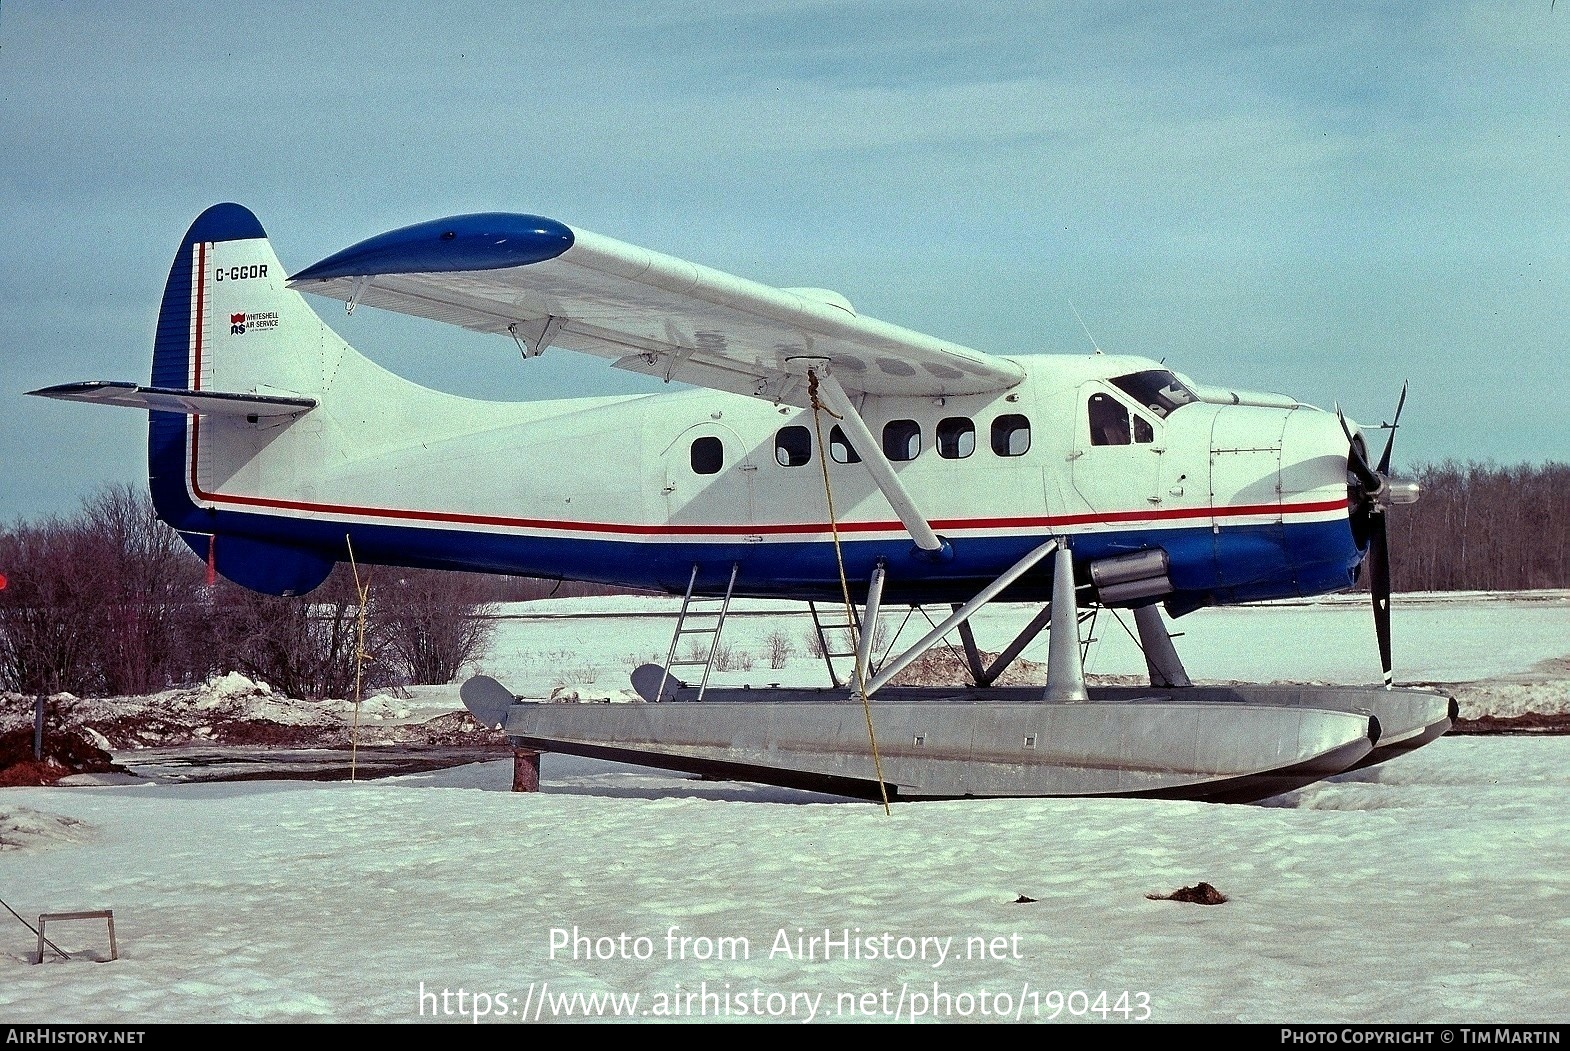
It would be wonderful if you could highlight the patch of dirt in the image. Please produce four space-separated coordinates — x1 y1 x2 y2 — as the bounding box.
1147 882 1228 905
1440 678 1570 724
0 806 94 851
0 726 123 787
1451 712 1570 735
1527 655 1570 678
886 649 1148 688
1 686 509 787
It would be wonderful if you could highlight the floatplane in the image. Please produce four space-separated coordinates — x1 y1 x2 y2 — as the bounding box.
30 203 1448 802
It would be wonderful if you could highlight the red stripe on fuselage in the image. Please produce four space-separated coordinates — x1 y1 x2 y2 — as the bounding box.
192 486 1348 540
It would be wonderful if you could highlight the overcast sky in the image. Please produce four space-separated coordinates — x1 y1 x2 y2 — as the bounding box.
3 1 1567 520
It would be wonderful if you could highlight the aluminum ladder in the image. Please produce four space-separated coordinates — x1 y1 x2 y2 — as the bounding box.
806 600 865 689
656 563 739 702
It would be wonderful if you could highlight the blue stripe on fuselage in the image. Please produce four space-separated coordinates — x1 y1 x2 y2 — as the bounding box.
191 504 1361 607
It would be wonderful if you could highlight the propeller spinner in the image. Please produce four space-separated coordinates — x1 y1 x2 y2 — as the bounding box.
1340 384 1421 689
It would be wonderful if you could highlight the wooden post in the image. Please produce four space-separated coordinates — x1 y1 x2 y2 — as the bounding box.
33 695 45 761
512 748 541 792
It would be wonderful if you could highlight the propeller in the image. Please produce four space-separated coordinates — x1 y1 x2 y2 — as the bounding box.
1339 384 1417 689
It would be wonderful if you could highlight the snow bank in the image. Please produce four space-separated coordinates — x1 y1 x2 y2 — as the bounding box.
0 806 94 852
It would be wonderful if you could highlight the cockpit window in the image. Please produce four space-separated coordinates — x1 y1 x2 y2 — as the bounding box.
1089 393 1131 446
1089 393 1158 447
1110 370 1198 419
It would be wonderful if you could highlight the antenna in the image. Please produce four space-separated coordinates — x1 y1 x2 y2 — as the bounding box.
1067 297 1103 355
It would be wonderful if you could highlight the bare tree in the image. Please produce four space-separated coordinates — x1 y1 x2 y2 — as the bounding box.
377 568 496 685
0 515 105 695
1388 461 1570 592
764 629 795 669
81 486 210 694
1 492 497 699
208 567 393 700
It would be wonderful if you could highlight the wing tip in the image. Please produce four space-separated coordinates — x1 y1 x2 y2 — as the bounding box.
290 212 575 283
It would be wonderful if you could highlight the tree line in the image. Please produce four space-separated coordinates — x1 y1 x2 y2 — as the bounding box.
0 486 621 699
1386 461 1570 592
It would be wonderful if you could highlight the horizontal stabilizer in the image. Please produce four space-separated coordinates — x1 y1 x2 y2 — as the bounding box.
26 381 316 418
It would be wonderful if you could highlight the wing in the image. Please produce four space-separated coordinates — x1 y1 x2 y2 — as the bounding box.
287 213 1023 406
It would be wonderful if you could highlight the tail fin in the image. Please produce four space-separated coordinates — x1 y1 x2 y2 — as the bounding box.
149 203 330 408
147 203 339 594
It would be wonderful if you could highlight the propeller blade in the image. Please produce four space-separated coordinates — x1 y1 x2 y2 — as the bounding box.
1370 512 1393 689
1338 408 1381 491
1377 381 1408 475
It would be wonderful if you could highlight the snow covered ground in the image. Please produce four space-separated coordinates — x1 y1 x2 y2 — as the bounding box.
2 592 1568 1024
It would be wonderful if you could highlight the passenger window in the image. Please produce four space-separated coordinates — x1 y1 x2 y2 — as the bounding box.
991 414 1030 456
690 436 723 475
829 424 861 464
1088 393 1131 446
936 417 975 459
775 425 812 467
883 419 921 462
1133 415 1154 444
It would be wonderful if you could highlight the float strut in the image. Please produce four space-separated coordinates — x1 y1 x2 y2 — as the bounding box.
862 539 1058 696
854 560 888 681
1133 603 1192 688
1044 544 1089 702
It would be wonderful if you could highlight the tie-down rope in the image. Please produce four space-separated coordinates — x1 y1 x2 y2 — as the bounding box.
807 370 891 815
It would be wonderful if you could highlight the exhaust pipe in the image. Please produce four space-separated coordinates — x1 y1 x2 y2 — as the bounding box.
1090 549 1173 605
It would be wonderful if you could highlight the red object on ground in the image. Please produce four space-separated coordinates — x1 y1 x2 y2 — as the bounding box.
0 726 120 787
0 572 8 590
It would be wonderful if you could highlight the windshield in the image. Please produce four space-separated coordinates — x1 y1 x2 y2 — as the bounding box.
1110 370 1198 419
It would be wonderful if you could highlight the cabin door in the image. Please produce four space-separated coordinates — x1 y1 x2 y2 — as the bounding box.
1068 382 1163 513
659 423 757 529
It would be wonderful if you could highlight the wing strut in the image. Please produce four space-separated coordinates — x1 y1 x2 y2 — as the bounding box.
801 359 951 559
